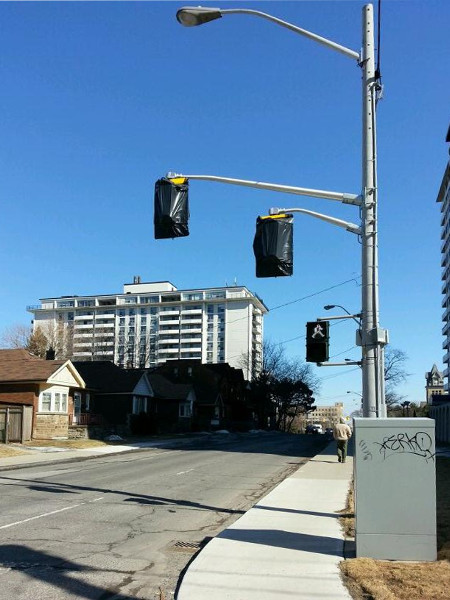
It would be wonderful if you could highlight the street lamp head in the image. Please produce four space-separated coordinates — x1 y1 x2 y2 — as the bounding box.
176 6 223 27
324 305 335 310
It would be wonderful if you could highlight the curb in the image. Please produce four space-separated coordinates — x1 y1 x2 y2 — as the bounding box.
0 439 196 473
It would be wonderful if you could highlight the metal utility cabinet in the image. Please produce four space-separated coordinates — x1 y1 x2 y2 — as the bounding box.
354 418 436 561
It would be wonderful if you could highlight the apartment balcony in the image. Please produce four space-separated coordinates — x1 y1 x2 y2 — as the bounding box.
182 308 203 315
158 337 180 345
443 321 450 337
159 318 180 325
443 305 450 322
27 304 47 311
157 348 180 354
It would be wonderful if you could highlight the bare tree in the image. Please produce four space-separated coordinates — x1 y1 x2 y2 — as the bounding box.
244 340 320 430
0 323 32 349
384 347 410 409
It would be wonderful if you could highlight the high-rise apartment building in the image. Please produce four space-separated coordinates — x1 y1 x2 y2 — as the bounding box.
27 278 267 380
438 132 450 390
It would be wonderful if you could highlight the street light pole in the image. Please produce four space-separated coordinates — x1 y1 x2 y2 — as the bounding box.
174 4 387 418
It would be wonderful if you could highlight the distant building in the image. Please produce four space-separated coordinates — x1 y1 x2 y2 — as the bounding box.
27 278 267 380
306 402 344 426
425 364 444 404
437 128 450 390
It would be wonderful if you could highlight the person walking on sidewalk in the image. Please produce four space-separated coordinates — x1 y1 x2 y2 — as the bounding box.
333 417 352 463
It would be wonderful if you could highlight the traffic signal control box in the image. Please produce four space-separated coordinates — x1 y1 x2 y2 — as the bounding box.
154 177 190 239
253 214 293 278
306 321 330 363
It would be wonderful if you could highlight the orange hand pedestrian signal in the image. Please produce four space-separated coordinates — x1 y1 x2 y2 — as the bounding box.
306 321 329 363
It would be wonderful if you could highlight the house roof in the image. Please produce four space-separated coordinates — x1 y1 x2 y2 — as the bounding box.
0 349 66 382
72 361 147 394
147 372 194 401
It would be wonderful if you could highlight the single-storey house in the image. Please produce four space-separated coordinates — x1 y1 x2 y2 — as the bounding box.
0 349 85 440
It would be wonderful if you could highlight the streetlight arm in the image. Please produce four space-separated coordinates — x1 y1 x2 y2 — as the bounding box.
270 207 361 235
183 7 360 61
166 172 361 205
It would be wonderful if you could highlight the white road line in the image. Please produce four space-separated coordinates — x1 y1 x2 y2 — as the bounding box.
176 469 194 476
0 496 104 530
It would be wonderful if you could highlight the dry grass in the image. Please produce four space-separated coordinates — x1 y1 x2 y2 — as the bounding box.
0 444 29 458
22 439 111 449
341 558 450 600
338 480 355 538
340 457 450 600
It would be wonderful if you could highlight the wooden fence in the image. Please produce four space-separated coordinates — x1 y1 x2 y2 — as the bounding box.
0 406 33 443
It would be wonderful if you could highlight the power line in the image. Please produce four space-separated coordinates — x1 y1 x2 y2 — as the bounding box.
225 274 361 328
319 367 361 381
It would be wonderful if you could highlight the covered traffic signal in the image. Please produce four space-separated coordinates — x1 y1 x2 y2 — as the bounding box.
154 177 189 239
253 213 293 278
306 321 330 363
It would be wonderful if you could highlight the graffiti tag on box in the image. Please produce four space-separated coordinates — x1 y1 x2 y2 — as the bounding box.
374 431 435 462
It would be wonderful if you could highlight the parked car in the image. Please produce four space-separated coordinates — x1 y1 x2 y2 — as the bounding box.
325 427 334 440
306 423 323 434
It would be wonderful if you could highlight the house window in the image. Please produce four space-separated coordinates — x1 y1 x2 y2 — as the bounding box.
179 402 192 418
39 391 68 413
133 396 148 414
41 392 51 412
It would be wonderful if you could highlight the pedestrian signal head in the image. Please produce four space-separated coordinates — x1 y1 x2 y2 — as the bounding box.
306 321 330 363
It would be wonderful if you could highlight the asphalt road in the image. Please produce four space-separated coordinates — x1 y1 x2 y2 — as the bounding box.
0 432 327 600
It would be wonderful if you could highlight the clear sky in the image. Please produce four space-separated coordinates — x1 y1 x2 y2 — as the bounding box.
0 1 448 415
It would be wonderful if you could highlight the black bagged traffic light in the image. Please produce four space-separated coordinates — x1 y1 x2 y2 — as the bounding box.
154 177 189 239
306 321 330 363
253 214 293 278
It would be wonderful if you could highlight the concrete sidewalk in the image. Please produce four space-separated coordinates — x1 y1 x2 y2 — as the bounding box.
177 444 353 600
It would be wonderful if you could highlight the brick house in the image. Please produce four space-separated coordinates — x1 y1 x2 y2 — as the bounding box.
151 360 253 431
72 361 196 435
0 349 85 440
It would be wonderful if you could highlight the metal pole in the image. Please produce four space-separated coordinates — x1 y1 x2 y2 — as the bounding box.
361 4 383 418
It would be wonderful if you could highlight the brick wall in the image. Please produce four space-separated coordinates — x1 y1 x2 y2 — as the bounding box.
34 414 69 440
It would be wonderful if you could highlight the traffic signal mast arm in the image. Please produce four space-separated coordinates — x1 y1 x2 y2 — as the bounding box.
166 173 362 206
269 207 361 235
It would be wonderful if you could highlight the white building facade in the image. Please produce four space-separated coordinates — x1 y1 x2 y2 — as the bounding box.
27 279 267 380
438 160 450 390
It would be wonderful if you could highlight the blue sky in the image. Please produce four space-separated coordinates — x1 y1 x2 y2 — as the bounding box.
0 1 448 415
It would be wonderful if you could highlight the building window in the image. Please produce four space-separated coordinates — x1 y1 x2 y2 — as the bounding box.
39 391 68 413
179 402 192 418
133 397 148 414
41 392 51 412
